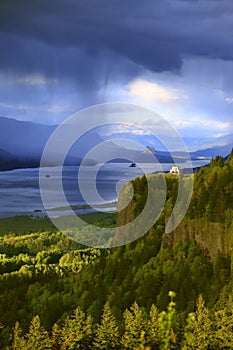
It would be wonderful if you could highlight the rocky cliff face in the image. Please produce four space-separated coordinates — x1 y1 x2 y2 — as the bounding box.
162 218 233 259
118 192 233 259
117 169 233 260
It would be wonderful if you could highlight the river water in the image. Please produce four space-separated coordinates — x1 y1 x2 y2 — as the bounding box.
0 161 209 218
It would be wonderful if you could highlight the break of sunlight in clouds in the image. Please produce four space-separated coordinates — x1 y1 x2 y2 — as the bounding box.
129 129 151 136
135 118 180 141
116 127 151 136
225 97 233 104
47 104 75 114
125 79 188 104
174 119 232 132
99 123 151 137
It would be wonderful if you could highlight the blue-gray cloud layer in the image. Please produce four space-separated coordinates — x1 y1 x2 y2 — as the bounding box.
0 0 233 78
0 0 233 128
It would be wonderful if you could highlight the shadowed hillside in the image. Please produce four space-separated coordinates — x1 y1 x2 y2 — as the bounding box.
0 152 233 348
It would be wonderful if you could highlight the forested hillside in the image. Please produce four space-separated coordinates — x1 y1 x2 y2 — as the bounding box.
0 152 233 349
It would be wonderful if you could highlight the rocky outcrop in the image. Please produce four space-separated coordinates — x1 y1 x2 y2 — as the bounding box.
162 218 233 259
117 182 233 259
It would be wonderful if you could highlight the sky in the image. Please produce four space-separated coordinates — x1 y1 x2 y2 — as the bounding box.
0 0 233 139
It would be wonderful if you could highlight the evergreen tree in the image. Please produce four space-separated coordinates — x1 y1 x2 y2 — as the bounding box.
51 323 62 350
26 315 51 350
61 306 93 349
182 295 213 349
121 302 147 349
147 304 160 348
11 321 27 350
94 302 120 349
212 301 233 349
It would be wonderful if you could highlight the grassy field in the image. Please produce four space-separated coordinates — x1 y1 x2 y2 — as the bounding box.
0 211 116 236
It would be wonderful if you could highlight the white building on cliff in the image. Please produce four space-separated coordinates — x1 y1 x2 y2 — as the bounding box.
170 165 180 175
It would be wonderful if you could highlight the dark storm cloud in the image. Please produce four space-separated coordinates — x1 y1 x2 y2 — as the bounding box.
0 0 233 92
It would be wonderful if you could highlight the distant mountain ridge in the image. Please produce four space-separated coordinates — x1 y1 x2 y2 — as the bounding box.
195 133 233 150
0 147 39 171
105 130 233 159
0 116 103 170
189 133 233 159
0 116 56 159
0 116 232 171
0 148 16 170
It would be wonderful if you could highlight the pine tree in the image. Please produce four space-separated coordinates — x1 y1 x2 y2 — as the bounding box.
61 306 93 349
94 302 120 349
51 323 62 350
26 315 51 350
182 295 213 349
121 302 147 349
212 300 233 349
11 321 27 350
147 304 160 348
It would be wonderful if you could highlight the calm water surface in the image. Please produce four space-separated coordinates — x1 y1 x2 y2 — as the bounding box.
0 161 209 218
